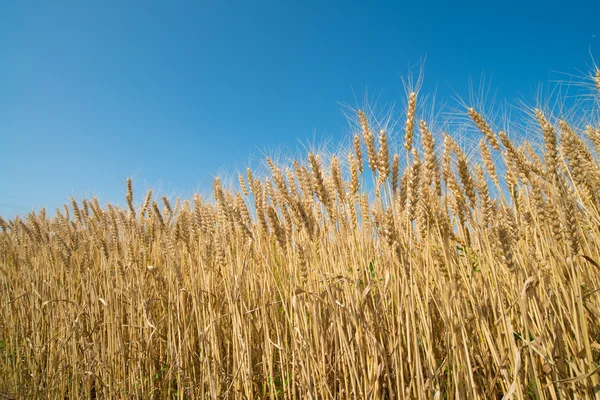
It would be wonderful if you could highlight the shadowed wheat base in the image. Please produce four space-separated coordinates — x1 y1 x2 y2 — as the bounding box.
1 70 600 399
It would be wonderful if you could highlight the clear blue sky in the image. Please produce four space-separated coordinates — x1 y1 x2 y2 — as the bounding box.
1 0 598 218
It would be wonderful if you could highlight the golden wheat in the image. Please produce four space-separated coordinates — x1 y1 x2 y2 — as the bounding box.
1 68 600 400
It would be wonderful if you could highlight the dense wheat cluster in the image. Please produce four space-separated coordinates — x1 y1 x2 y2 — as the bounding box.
2 70 600 399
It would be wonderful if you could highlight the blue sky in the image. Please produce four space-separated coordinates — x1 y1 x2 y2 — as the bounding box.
1 0 598 218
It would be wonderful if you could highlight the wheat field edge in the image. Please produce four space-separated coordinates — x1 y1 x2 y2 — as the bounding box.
1 69 600 399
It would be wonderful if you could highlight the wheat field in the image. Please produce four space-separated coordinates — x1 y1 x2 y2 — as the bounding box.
1 70 600 399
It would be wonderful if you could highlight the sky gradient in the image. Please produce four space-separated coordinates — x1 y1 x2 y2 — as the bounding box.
1 0 599 218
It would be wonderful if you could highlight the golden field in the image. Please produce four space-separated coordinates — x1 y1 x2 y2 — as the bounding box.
1 70 600 399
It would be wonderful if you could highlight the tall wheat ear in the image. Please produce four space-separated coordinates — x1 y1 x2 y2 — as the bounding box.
358 110 377 172
468 108 501 151
404 92 417 151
